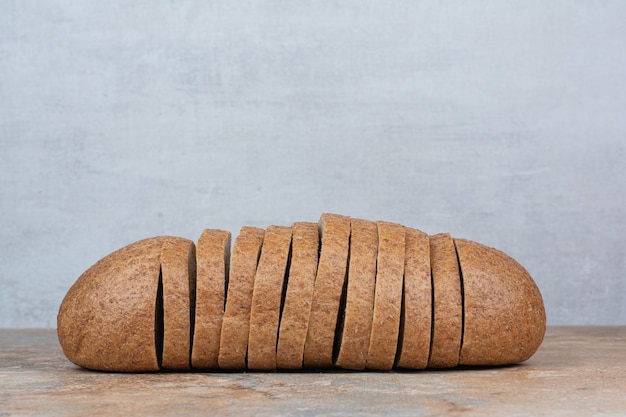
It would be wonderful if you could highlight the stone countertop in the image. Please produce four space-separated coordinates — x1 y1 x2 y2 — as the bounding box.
1 327 624 416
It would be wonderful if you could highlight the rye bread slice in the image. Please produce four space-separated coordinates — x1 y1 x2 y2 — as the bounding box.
276 222 320 370
191 229 231 369
247 226 292 371
218 226 265 370
57 237 165 372
303 213 351 369
395 226 431 369
334 218 378 370
455 238 546 366
427 233 462 368
366 221 405 370
160 237 196 370
161 237 196 370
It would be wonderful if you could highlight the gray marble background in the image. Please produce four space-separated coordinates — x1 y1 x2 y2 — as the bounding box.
1 1 624 327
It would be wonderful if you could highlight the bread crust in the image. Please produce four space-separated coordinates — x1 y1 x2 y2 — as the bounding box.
160 237 196 370
191 229 231 369
218 227 265 370
395 226 431 369
248 226 292 370
455 238 546 366
427 233 462 368
366 221 405 370
57 215 548 372
334 218 377 370
57 237 164 372
303 213 351 368
276 222 319 370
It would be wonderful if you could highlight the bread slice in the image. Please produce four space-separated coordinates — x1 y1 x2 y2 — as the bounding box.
276 222 320 370
247 226 292 370
395 226 431 369
303 213 351 369
160 237 196 370
366 221 405 370
191 229 231 369
334 218 377 370
218 227 265 370
57 237 164 372
427 233 462 368
455 238 546 366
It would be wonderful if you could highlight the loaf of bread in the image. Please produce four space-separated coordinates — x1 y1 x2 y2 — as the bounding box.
57 214 546 372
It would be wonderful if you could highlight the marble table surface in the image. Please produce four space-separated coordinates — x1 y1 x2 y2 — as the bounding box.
1 327 624 416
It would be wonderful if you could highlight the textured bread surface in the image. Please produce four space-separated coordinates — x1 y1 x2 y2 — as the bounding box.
248 226 292 371
428 233 462 368
191 229 231 369
276 222 319 369
334 218 378 370
218 227 265 370
395 226 431 369
455 238 546 365
366 221 405 370
303 213 351 368
58 214 547 372
160 237 196 370
57 237 165 372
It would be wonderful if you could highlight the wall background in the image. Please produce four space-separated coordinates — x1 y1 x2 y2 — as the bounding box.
1 0 624 327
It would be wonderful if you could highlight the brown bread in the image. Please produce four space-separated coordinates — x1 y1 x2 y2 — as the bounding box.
57 237 165 372
455 238 546 366
218 227 265 370
191 229 231 369
395 226 431 369
160 237 196 370
247 226 292 371
58 214 547 372
276 222 320 370
303 213 351 368
366 221 405 370
334 218 378 370
427 233 462 368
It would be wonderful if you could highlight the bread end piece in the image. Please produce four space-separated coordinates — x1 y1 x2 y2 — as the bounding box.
57 237 165 372
455 238 546 366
